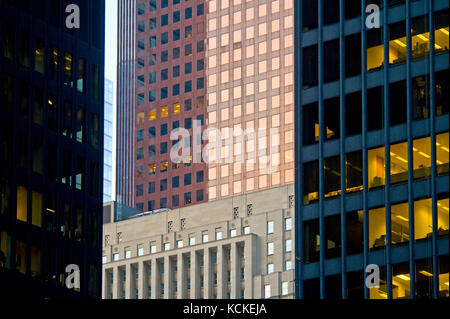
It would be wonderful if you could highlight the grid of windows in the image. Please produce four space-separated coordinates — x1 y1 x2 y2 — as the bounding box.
0 0 104 298
205 0 295 200
134 0 208 210
296 0 449 300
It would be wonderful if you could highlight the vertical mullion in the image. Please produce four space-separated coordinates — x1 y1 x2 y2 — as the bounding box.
382 0 393 300
405 0 415 299
338 0 347 300
361 0 370 300
294 0 304 300
317 0 326 300
428 0 438 300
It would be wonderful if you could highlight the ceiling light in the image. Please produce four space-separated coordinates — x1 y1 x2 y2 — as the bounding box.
441 146 449 152
396 274 410 281
417 34 429 41
396 215 409 222
440 28 449 36
419 270 433 277
396 156 408 163
418 151 430 159
394 39 406 47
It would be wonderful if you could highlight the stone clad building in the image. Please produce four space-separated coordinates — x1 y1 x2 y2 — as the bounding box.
102 184 295 299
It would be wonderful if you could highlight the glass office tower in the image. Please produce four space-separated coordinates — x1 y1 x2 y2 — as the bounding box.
294 0 448 299
0 0 105 298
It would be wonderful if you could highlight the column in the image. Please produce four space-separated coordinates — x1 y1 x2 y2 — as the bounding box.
191 251 200 298
244 236 255 298
164 255 171 299
125 263 132 299
112 266 119 299
217 245 226 298
151 259 158 299
230 242 239 299
102 267 108 299
138 261 145 299
203 248 211 299
177 253 186 299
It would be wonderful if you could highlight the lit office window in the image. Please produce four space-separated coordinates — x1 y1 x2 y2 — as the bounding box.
368 146 385 189
388 21 407 66
391 202 409 246
367 27 384 72
392 262 411 299
437 132 449 176
413 136 431 180
16 186 27 222
369 207 386 250
390 141 408 185
414 198 432 241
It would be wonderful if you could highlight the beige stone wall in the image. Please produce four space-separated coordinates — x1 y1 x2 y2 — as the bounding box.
102 184 295 299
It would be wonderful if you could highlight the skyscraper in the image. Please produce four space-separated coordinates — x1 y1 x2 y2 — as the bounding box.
294 0 448 299
204 0 295 201
118 0 295 211
104 79 114 202
118 0 208 211
0 0 105 299
117 0 136 208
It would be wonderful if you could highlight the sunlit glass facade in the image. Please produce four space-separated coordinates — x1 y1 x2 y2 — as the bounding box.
295 0 449 299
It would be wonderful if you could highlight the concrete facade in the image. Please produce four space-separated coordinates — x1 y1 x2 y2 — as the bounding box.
102 184 295 299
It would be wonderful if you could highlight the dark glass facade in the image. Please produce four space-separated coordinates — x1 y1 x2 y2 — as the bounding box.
0 0 105 299
295 0 449 299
